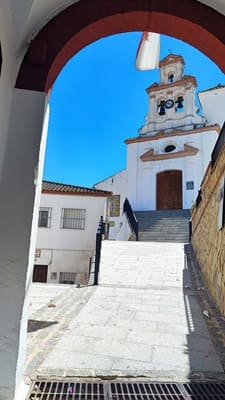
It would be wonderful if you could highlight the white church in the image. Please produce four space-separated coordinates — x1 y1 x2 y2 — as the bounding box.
95 54 223 238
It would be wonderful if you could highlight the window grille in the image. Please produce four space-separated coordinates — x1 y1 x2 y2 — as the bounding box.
61 208 86 229
110 195 120 217
59 272 76 284
38 207 52 228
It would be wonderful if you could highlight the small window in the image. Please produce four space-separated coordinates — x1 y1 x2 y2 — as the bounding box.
35 248 41 257
38 207 52 227
51 272 58 280
61 208 86 229
164 145 176 153
110 195 120 217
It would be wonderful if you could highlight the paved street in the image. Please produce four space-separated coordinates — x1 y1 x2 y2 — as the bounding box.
25 241 225 382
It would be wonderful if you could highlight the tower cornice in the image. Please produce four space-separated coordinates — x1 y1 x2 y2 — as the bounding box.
124 124 220 145
146 75 197 94
159 54 185 68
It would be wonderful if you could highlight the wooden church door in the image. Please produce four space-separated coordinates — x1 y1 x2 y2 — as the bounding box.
157 170 182 210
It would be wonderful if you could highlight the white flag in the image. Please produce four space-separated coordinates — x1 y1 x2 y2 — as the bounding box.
136 32 160 70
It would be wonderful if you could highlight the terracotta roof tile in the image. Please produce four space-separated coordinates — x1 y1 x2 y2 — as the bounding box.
42 180 112 196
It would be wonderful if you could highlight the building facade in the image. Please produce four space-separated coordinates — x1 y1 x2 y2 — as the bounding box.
95 55 220 235
0 2 225 399
192 123 225 316
34 181 111 284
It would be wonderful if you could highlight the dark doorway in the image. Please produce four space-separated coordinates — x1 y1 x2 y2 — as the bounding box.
157 170 182 210
33 265 48 283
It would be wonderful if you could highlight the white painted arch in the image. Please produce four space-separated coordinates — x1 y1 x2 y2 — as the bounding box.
0 1 225 399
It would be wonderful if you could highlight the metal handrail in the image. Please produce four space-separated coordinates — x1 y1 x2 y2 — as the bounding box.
195 189 202 208
123 198 138 241
94 216 105 285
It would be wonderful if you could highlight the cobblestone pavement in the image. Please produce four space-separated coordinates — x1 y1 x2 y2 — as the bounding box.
25 242 225 382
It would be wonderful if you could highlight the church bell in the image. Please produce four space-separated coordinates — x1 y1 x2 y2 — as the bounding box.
176 96 184 109
158 101 166 116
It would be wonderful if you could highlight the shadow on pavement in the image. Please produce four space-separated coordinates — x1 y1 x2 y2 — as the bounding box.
183 243 225 379
27 319 58 333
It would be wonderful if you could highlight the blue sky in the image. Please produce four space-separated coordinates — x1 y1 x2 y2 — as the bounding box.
43 32 225 187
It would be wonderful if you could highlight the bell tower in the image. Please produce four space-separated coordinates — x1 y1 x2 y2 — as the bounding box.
139 54 206 136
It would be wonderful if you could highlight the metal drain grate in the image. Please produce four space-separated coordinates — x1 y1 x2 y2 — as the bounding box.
183 382 225 399
109 382 185 400
27 381 106 400
26 381 225 400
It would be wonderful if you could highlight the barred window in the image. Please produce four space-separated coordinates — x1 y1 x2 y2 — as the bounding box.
61 208 86 230
38 207 52 228
110 195 120 217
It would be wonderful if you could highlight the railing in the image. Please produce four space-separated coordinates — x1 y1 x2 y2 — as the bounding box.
123 198 138 241
94 216 105 285
189 219 192 242
211 121 225 166
195 189 202 208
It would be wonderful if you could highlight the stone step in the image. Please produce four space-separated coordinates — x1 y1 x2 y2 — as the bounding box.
135 209 190 243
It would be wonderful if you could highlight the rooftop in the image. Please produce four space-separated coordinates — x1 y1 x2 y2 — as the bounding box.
42 180 112 196
198 83 225 95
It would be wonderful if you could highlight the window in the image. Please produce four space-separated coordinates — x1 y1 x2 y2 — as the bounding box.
61 208 86 229
38 207 52 227
59 272 76 284
35 249 41 258
51 272 58 280
164 144 176 153
110 195 120 217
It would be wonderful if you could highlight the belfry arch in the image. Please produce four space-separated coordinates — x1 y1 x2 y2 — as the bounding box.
1 1 225 400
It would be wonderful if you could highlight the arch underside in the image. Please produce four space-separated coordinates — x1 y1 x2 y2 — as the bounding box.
16 0 225 92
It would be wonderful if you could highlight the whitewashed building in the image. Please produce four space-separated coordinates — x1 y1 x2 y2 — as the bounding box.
95 54 220 235
34 181 111 284
198 84 225 129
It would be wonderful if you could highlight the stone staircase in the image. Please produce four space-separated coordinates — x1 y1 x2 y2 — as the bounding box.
135 209 191 243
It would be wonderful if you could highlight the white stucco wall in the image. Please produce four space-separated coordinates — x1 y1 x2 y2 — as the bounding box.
127 128 218 211
36 193 107 281
198 86 225 128
0 87 47 400
94 170 128 239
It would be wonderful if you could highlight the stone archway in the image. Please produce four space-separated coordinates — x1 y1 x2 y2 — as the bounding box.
16 0 225 93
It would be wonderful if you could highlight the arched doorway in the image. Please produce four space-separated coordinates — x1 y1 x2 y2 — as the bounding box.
157 170 182 210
